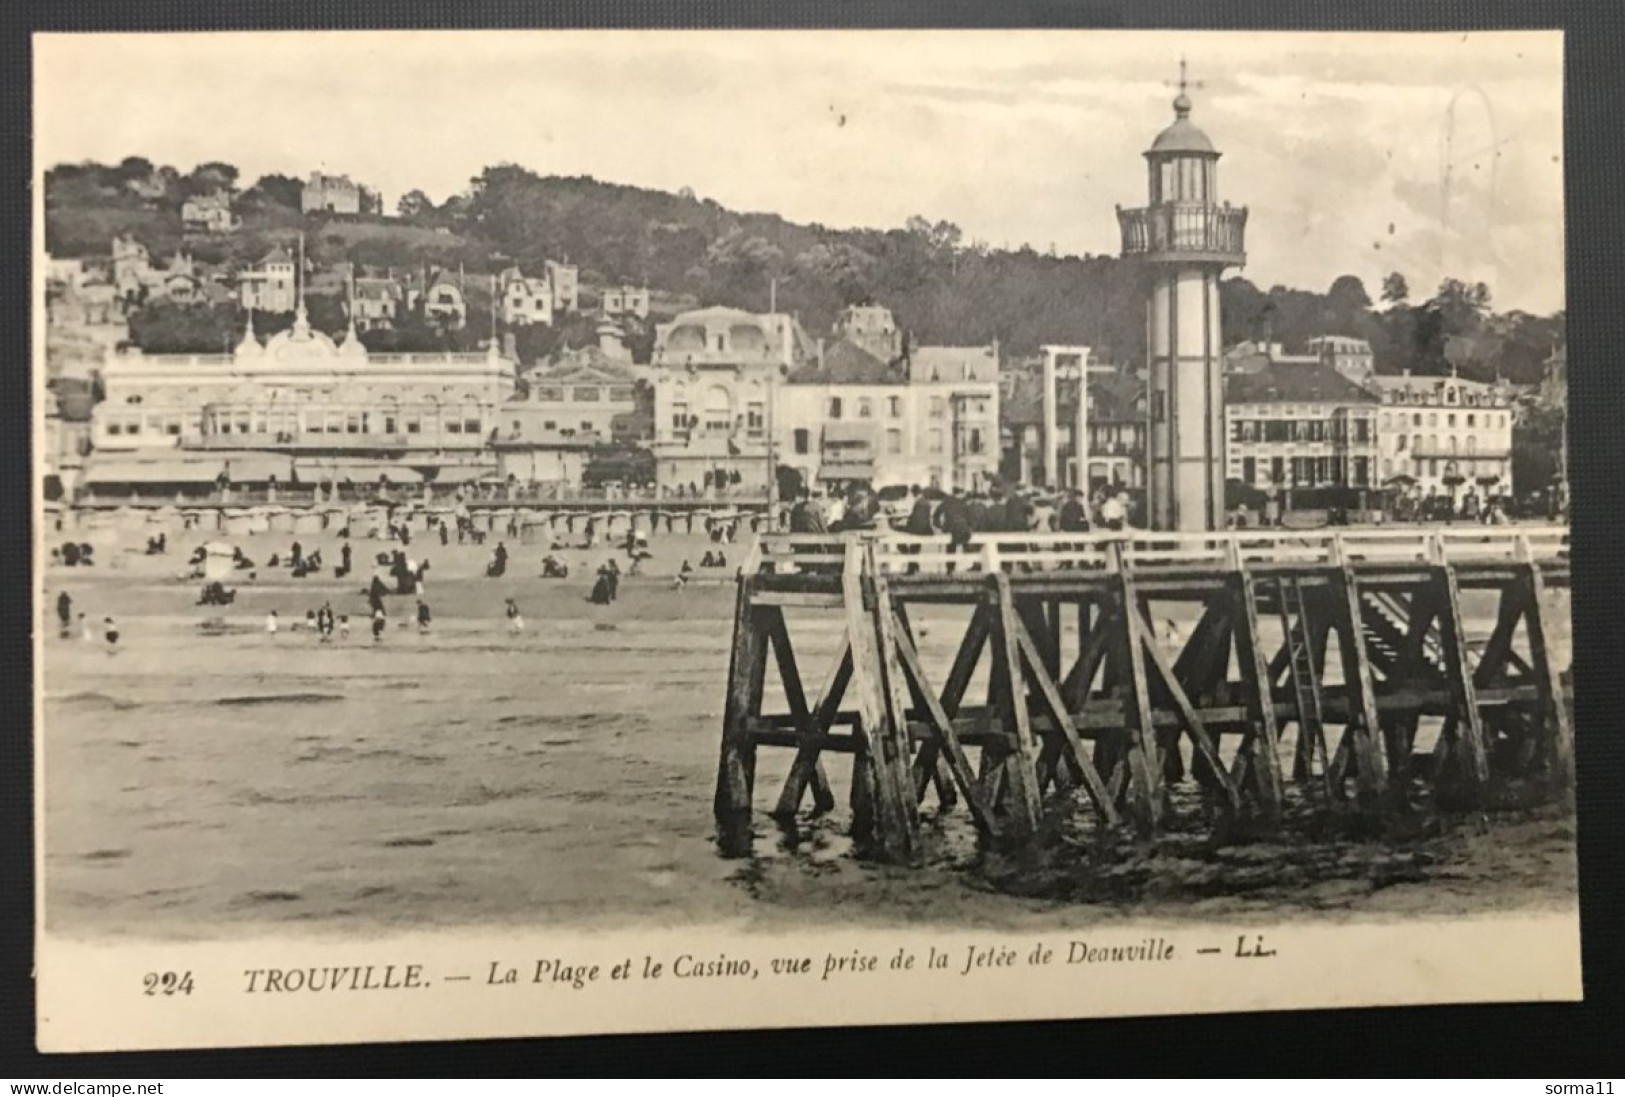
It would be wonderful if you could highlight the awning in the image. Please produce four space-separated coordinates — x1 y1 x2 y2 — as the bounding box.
822 422 879 447
83 458 225 485
428 466 501 485
220 453 293 483
818 461 876 481
293 460 425 485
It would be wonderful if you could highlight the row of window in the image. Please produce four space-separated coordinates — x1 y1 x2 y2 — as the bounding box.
1229 419 1374 443
788 427 988 457
823 395 993 420
1237 456 1373 488
1382 457 1505 479
1381 410 1506 430
1381 387 1500 407
533 385 635 404
1395 434 1490 455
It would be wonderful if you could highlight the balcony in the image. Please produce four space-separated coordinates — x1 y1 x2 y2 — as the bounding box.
1118 203 1247 266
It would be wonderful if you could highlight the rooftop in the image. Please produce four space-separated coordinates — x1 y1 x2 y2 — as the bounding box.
1225 361 1378 405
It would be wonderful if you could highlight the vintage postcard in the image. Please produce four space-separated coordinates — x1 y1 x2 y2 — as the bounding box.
33 29 1578 1052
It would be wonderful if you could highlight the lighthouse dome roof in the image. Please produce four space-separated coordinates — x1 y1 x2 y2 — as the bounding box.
1147 115 1217 156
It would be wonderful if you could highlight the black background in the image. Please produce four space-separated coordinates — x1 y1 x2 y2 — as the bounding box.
3 0 1621 1077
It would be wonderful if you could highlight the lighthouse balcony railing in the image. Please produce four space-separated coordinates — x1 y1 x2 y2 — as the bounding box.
1118 203 1248 264
744 524 1569 578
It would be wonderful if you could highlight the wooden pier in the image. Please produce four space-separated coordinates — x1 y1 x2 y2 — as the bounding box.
713 526 1573 859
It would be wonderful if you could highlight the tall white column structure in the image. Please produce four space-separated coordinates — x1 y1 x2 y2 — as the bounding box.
1117 62 1248 531
1040 345 1091 489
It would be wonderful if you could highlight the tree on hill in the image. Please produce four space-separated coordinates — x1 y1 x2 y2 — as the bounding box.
1381 271 1410 306
397 189 436 220
243 174 303 211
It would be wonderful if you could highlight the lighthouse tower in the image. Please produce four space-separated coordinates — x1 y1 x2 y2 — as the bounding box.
1118 63 1248 532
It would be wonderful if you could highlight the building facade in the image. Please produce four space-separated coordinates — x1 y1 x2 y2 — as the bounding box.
88 297 515 490
1001 364 1147 491
648 306 809 494
301 172 363 215
544 260 579 313
1223 361 1380 499
181 191 238 234
1308 335 1375 386
601 285 650 320
498 268 554 327
1368 371 1514 499
237 247 298 313
833 304 903 363
777 338 1000 492
904 344 1002 492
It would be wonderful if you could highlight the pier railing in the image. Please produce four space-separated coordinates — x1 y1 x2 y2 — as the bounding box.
744 525 1571 577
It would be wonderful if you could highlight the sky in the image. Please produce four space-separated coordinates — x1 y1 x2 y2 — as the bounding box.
33 29 1565 314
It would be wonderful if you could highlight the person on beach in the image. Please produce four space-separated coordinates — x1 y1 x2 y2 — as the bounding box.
317 602 335 642
673 559 693 590
104 616 119 651
338 615 351 641
505 598 524 633
415 599 432 634
56 591 72 639
79 612 92 643
371 607 386 643
266 611 280 635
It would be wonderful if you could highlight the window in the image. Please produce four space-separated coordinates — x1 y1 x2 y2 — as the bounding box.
1467 413 1476 427
927 428 943 454
1270 456 1284 483
746 402 765 432
968 427 983 454
405 417 421 434
671 402 689 432
1242 456 1256 483
446 418 463 434
794 429 810 455
828 397 843 419
703 386 731 432
888 396 902 418
858 397 873 419
930 396 946 418
574 386 600 403
1428 413 1438 427
886 428 903 455
543 420 557 431
1413 413 1422 426
536 386 565 402
581 421 594 433
1447 413 1457 428
609 386 634 402
1396 434 1408 452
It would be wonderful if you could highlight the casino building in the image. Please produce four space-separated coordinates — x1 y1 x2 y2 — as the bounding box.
84 284 516 499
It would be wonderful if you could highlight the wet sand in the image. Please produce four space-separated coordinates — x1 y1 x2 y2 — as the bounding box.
41 525 1578 941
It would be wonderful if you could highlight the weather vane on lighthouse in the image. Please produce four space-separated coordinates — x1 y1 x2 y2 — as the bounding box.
1166 56 1204 113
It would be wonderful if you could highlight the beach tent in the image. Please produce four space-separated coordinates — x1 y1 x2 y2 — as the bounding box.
201 541 237 581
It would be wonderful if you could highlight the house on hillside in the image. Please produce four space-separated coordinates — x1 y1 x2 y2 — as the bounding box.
353 276 403 331
498 267 554 327
181 190 238 234
833 303 903 363
301 172 363 215
236 246 298 314
544 260 579 313
404 270 467 329
601 285 650 321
